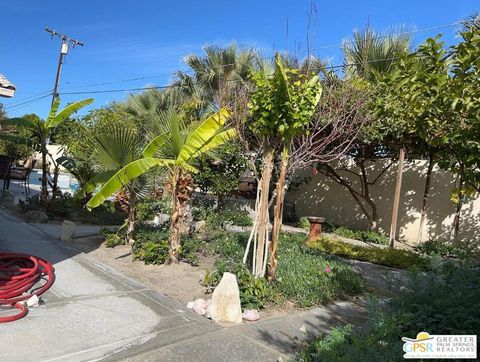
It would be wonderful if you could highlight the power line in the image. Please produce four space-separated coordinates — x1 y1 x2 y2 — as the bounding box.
3 90 52 108
54 19 462 92
304 21 460 53
4 93 52 112
57 54 422 96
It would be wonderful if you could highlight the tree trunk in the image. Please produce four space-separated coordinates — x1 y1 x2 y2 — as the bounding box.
254 149 274 277
389 147 406 248
267 147 288 282
358 160 379 231
41 142 49 201
168 169 181 264
450 175 464 243
416 152 435 244
126 183 136 244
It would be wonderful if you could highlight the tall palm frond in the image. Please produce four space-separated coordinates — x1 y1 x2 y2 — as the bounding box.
461 12 480 31
343 25 411 80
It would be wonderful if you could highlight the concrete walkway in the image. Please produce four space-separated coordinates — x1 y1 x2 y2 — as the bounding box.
0 210 368 361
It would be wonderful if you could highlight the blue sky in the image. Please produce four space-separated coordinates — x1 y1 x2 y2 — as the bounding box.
1 0 478 118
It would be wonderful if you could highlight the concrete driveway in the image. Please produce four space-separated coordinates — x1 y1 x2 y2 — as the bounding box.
0 211 282 362
0 210 368 361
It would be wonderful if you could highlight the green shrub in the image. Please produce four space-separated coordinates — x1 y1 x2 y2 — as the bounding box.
179 237 200 266
334 226 389 245
135 196 171 221
298 264 480 361
297 217 310 230
308 237 428 270
416 239 475 261
274 234 365 307
132 225 170 264
132 225 201 266
333 226 358 239
134 240 170 265
104 233 125 248
358 230 389 245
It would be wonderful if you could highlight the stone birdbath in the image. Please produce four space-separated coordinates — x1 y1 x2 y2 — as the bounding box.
306 216 326 242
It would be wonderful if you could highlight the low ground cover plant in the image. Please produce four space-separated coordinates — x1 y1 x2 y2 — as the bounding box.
308 236 429 270
205 233 365 309
416 239 477 261
297 263 480 361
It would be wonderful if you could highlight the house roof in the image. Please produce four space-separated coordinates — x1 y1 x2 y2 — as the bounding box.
0 73 15 98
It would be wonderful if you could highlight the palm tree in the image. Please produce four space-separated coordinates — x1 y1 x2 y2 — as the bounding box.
80 124 144 243
1 97 93 199
174 43 257 108
461 12 480 31
85 108 236 263
343 26 411 80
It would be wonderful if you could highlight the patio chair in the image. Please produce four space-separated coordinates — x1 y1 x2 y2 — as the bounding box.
0 155 14 190
6 158 37 195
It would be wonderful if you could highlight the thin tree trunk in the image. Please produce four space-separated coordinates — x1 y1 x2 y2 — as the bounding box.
254 149 274 277
126 183 136 244
416 152 435 244
267 147 288 282
168 169 181 264
389 147 406 248
359 160 378 231
450 175 464 243
41 142 48 201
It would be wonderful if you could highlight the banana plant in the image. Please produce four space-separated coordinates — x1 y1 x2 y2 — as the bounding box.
86 107 236 263
1 97 93 199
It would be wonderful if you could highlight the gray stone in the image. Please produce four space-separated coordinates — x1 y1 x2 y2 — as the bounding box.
194 220 206 233
0 190 15 209
60 220 76 241
25 210 48 223
210 272 242 324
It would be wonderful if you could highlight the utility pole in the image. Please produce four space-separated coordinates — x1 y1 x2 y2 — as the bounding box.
45 27 84 106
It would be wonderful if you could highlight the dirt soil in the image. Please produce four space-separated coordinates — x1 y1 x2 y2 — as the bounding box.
72 235 215 305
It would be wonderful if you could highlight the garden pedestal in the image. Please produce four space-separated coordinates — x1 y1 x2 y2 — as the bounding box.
306 216 326 242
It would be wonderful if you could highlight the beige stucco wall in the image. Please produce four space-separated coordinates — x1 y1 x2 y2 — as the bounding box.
286 158 480 245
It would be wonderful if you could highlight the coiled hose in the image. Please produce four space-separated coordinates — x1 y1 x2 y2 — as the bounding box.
0 253 55 323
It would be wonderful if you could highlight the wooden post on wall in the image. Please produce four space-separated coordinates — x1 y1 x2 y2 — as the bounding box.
389 147 405 248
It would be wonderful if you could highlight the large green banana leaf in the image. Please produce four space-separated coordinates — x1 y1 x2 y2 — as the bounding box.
142 132 169 157
176 107 229 163
188 129 237 161
46 98 94 129
86 157 174 210
76 170 117 198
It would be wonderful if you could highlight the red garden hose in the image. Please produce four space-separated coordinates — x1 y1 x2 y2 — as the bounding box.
0 253 55 323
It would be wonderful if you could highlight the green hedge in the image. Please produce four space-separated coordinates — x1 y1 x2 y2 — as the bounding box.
308 237 429 270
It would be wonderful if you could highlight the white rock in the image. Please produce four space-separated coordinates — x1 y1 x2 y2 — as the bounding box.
242 309 260 321
60 220 76 241
186 301 195 309
205 299 213 319
192 298 208 316
210 272 242 324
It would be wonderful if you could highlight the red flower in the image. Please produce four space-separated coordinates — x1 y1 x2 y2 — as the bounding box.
325 266 332 273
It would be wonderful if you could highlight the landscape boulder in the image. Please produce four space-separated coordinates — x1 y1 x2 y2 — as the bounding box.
25 210 48 223
210 272 242 324
61 220 77 241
